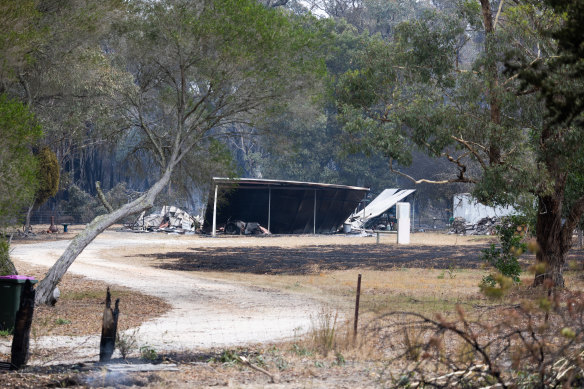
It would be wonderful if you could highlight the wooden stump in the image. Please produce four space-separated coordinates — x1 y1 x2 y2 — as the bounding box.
99 287 119 363
10 280 35 370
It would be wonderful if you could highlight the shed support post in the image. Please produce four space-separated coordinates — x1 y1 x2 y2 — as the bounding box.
212 185 218 237
268 187 271 232
313 190 316 235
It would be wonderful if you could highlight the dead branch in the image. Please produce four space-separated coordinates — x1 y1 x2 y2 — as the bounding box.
389 158 477 185
237 355 278 383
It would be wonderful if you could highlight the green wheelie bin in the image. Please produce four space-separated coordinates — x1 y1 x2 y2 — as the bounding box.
0 275 37 332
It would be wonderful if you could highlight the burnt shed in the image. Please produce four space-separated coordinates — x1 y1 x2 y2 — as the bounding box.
203 178 369 235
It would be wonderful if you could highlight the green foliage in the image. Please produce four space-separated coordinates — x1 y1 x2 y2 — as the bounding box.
54 318 71 325
334 351 345 366
479 273 513 299
290 343 312 356
59 184 103 223
257 19 398 190
217 350 239 365
139 345 158 361
0 0 42 82
112 0 328 194
0 94 41 227
513 0 584 127
34 147 60 207
334 1 550 196
481 215 529 286
0 237 16 276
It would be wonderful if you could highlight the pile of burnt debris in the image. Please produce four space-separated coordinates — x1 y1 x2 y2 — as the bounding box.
450 216 500 235
222 220 270 235
124 206 202 234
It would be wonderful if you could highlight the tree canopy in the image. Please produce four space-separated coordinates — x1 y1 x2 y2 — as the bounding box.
0 94 41 227
335 0 584 286
33 0 329 304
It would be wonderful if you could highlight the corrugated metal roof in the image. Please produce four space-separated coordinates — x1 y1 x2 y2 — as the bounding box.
349 188 416 227
212 177 369 191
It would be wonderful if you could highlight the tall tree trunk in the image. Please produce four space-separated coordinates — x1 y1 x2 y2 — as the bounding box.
24 203 34 233
34 166 174 305
533 194 567 288
479 0 502 166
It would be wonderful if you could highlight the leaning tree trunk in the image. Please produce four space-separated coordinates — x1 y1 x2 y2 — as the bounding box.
24 203 34 233
34 166 174 305
533 194 569 288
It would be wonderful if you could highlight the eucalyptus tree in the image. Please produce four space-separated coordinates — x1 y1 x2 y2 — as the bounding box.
509 0 584 285
34 0 326 304
0 0 129 203
0 95 41 275
24 146 60 231
337 0 583 287
0 95 41 227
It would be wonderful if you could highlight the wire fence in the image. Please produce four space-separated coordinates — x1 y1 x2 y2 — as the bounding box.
28 211 77 226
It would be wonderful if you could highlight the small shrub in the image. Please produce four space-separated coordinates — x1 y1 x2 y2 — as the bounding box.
274 355 288 370
290 343 312 356
381 289 584 388
117 329 139 359
479 273 513 299
402 327 424 361
140 345 158 361
218 349 239 365
310 308 338 356
54 318 71 325
481 215 528 286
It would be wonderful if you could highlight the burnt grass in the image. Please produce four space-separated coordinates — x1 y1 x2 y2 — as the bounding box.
147 243 561 275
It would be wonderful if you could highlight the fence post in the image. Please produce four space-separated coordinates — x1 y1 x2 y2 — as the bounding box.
353 274 362 342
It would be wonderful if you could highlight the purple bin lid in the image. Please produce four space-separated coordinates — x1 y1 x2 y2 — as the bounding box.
0 275 36 280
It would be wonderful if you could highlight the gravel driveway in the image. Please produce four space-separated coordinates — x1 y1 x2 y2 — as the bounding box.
4 232 320 363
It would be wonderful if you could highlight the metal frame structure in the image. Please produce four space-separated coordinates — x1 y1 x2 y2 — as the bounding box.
204 178 369 235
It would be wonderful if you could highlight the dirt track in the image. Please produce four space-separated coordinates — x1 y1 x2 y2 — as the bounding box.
3 232 323 363
5 230 582 365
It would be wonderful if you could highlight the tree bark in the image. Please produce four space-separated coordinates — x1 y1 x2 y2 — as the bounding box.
479 0 502 166
11 280 35 369
99 287 119 362
24 203 34 233
34 166 174 305
533 194 567 288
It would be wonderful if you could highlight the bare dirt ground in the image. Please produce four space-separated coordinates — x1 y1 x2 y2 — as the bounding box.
1 227 583 388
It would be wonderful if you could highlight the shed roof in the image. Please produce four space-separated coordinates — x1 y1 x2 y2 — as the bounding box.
203 178 369 234
212 177 369 191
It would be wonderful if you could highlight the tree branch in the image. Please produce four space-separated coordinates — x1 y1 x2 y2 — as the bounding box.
450 135 488 169
389 158 477 185
137 96 166 167
493 0 505 31
96 181 113 213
